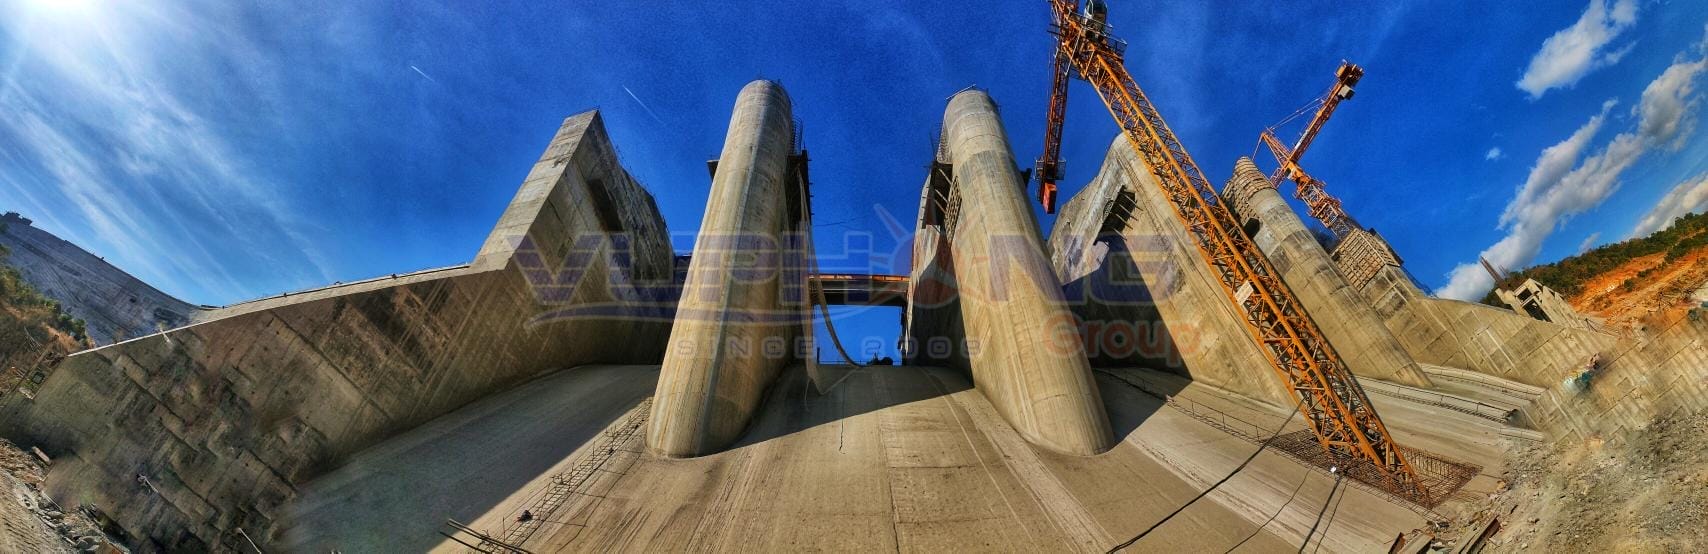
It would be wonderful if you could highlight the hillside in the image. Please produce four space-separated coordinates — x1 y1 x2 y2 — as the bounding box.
0 212 206 344
1485 211 1708 329
0 242 89 399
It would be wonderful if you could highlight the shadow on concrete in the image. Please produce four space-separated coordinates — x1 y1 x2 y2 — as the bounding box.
732 362 1185 457
730 364 971 449
1090 367 1189 445
1058 233 1200 444
277 364 660 553
1060 233 1198 378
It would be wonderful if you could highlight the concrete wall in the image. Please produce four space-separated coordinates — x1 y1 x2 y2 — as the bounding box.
904 223 968 369
0 213 206 344
1218 158 1431 388
918 90 1113 456
1527 310 1708 442
1360 268 1708 444
0 111 675 550
1351 264 1701 442
1050 137 1289 406
1357 265 1617 388
648 81 808 458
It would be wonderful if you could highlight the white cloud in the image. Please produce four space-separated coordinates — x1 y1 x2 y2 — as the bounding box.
1578 232 1601 253
1634 57 1708 150
1630 173 1708 237
1486 147 1505 160
1516 0 1639 99
1439 49 1708 300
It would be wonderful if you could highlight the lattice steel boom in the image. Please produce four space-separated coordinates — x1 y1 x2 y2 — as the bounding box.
1036 0 1425 498
1259 61 1365 238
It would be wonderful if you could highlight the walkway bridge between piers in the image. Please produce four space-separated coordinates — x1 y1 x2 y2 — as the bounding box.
811 273 908 307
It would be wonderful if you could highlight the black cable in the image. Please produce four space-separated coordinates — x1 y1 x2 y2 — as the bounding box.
1105 397 1303 553
1224 467 1312 553
1297 472 1345 554
1308 472 1349 554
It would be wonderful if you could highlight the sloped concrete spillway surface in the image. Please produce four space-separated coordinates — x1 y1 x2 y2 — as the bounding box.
282 360 1532 552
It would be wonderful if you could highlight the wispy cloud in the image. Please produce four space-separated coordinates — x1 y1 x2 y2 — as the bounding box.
1578 232 1601 253
1485 147 1505 161
409 65 437 83
1630 172 1708 236
1440 44 1708 300
622 85 665 125
1516 0 1638 99
0 1 335 302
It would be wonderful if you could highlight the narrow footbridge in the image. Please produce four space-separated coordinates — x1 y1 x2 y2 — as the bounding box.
813 274 907 307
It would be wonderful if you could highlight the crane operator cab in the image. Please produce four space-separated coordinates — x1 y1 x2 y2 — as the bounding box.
1083 0 1109 23
1079 0 1111 43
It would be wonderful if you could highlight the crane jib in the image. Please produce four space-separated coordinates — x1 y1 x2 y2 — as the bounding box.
1034 0 1427 501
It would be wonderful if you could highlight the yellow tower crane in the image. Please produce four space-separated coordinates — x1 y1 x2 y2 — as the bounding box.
1259 61 1366 238
1032 0 1426 499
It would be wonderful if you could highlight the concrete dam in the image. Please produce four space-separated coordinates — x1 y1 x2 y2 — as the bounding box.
1 80 1705 553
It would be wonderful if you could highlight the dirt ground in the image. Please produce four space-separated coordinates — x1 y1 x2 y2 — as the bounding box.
1449 412 1708 553
0 438 127 553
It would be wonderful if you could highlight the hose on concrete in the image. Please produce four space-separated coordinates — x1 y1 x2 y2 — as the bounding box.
1105 394 1304 553
794 160 865 369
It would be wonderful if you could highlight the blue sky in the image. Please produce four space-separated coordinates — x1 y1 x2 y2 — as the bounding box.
3 1 1707 358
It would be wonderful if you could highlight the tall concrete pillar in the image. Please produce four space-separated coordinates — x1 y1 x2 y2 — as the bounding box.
648 81 802 457
940 90 1113 456
1050 137 1290 407
1220 157 1432 388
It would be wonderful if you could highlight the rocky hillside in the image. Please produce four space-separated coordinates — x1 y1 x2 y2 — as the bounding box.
0 213 206 344
1486 211 1708 329
0 243 88 398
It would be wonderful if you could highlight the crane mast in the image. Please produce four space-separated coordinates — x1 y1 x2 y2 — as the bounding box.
1260 62 1365 238
1034 0 1425 498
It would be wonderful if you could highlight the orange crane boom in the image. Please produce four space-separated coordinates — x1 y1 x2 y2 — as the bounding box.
1034 0 1424 498
1260 62 1365 238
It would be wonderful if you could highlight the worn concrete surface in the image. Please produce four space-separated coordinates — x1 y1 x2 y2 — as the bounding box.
911 90 1113 457
281 364 659 552
649 80 807 458
0 110 675 549
273 362 1537 553
1219 157 1432 388
1051 136 1289 407
390 364 1295 552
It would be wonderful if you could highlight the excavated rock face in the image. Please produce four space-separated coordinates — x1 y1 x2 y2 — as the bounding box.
0 212 204 345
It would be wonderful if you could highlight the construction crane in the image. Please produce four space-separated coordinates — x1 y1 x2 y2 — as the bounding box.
1258 61 1365 238
1034 0 1425 498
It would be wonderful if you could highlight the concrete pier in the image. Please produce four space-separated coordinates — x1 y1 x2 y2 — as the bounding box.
647 81 805 458
929 90 1113 456
1220 157 1433 387
1051 138 1289 406
0 111 676 549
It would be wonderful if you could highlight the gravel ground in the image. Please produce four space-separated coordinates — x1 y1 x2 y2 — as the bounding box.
1447 412 1708 553
0 438 129 553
